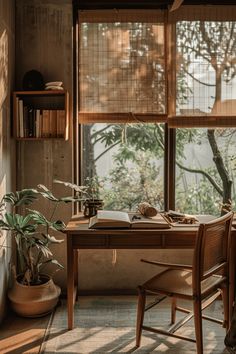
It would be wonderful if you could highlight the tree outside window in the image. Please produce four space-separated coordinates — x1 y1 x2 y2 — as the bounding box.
80 14 236 215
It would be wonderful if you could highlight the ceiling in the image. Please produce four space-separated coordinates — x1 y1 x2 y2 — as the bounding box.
76 0 236 10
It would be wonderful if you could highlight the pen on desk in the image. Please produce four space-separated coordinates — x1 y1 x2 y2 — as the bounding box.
132 215 141 221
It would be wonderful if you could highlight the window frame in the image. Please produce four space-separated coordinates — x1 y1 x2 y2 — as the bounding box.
73 5 236 212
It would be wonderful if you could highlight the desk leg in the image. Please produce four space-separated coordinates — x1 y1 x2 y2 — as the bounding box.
229 231 236 326
224 231 236 349
67 235 74 330
74 250 79 301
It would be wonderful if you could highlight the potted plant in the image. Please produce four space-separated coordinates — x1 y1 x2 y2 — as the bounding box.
54 176 104 217
0 184 76 317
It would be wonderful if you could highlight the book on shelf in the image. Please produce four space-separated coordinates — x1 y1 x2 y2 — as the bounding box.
35 109 42 138
89 210 171 229
23 106 29 137
18 99 24 138
56 110 65 138
16 99 65 138
16 96 19 137
49 110 57 137
28 107 35 137
42 109 50 137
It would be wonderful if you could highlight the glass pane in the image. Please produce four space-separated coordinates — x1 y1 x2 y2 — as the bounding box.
82 123 165 211
175 128 236 215
80 22 165 114
176 21 236 116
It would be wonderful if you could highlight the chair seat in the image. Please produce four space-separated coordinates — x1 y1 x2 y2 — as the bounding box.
142 269 224 299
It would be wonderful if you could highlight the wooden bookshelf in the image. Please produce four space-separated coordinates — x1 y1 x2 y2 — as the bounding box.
13 90 69 140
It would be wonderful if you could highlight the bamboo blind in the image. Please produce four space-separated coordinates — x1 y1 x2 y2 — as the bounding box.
78 7 236 127
168 5 236 127
79 10 166 123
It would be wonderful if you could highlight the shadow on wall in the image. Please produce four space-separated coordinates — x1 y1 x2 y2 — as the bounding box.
0 29 8 108
0 28 8 176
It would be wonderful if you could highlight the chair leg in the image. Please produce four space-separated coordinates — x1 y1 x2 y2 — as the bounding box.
171 297 177 324
193 299 203 354
136 286 146 347
221 286 229 330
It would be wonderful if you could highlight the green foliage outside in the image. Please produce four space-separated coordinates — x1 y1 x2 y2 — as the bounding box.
81 20 236 215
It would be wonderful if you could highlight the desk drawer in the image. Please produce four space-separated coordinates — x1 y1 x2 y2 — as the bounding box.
109 234 163 248
163 233 196 248
72 235 107 248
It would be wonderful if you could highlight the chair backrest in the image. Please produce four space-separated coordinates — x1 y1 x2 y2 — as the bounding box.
192 212 233 292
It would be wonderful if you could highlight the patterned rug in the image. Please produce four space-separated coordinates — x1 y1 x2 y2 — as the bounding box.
40 296 229 354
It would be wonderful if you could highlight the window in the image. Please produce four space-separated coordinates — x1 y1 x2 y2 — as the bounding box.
173 7 236 213
82 123 165 211
79 10 167 212
78 6 236 215
175 128 236 214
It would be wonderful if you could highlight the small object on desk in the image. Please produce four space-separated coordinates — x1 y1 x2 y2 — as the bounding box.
138 202 158 217
164 210 198 224
132 215 141 221
89 210 171 229
83 199 104 218
180 215 199 224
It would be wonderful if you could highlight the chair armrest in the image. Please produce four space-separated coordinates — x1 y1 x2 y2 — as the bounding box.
140 259 192 270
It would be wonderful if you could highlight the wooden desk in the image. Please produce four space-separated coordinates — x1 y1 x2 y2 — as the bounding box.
65 216 236 330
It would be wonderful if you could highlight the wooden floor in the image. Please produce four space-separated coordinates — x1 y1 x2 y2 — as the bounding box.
0 310 50 353
0 296 230 354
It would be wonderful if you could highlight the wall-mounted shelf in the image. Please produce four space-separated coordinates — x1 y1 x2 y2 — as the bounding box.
13 90 69 140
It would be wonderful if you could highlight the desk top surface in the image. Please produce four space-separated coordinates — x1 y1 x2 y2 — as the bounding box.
65 213 214 234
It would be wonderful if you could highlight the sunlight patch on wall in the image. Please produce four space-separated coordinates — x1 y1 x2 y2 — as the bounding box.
0 29 8 107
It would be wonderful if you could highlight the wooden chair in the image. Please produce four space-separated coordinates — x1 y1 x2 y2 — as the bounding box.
136 211 233 354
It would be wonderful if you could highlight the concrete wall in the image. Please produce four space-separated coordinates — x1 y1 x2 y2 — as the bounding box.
0 0 15 322
15 0 193 293
15 0 73 290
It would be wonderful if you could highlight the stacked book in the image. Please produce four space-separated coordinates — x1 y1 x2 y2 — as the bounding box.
45 81 64 90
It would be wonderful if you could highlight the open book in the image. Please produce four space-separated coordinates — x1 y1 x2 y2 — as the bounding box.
89 210 171 229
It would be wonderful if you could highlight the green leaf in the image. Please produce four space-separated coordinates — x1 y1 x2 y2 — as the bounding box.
59 196 81 203
54 179 88 193
5 213 14 227
37 185 59 202
0 220 10 230
50 259 64 269
3 193 16 205
51 220 65 231
3 189 38 206
43 234 64 244
35 244 52 258
43 259 64 268
28 209 48 225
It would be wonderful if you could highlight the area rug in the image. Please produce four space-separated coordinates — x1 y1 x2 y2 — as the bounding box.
40 296 228 354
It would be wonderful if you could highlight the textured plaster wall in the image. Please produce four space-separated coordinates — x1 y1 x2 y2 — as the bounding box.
15 0 193 293
0 0 15 323
15 0 73 290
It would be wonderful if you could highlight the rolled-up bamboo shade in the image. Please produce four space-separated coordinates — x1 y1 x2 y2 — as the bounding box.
79 10 166 124
79 9 165 23
168 5 236 22
168 115 236 128
79 112 167 124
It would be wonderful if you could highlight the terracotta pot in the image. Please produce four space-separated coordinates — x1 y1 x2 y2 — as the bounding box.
8 274 61 317
83 199 103 217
